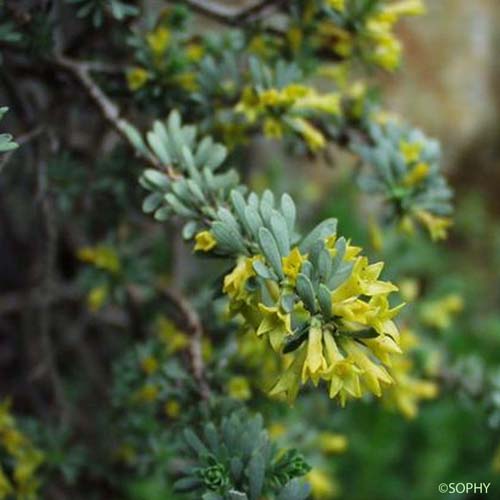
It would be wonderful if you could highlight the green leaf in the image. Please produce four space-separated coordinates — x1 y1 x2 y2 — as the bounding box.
317 284 332 319
247 452 265 500
212 221 247 254
174 476 202 492
258 227 284 279
277 479 311 500
142 192 163 213
165 193 197 217
296 273 316 313
270 211 290 257
253 260 275 280
299 218 337 253
141 169 169 191
205 144 227 170
184 429 208 456
244 206 264 240
280 193 296 233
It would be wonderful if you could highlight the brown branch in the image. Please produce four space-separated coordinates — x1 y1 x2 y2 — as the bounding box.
183 0 286 25
162 287 211 400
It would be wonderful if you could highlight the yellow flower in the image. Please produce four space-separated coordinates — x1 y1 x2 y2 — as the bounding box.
194 230 217 252
420 293 464 330
342 339 393 397
327 0 345 11
385 0 426 17
156 316 189 353
385 356 437 419
127 67 150 91
399 278 420 302
368 218 384 252
185 43 204 62
415 210 452 241
146 26 171 56
257 304 292 352
399 140 423 163
140 356 159 375
87 284 108 312
403 162 430 187
290 117 326 151
302 324 328 384
294 91 341 115
263 117 284 139
227 376 251 401
175 72 198 92
135 384 159 403
269 422 286 439
223 257 256 302
164 400 181 419
318 432 348 455
78 245 121 274
270 347 307 403
307 469 339 499
282 247 307 282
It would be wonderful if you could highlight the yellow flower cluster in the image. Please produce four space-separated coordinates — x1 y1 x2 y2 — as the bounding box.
222 236 404 405
317 0 425 71
383 328 438 418
0 401 44 499
235 83 340 150
420 293 464 330
77 245 121 274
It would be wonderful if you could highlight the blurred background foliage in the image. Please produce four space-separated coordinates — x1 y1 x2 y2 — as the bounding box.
0 0 500 499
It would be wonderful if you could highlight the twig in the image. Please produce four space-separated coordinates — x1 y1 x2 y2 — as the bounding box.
182 0 286 25
162 288 211 400
53 55 178 179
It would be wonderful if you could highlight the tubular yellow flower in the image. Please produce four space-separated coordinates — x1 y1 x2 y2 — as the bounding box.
420 293 464 330
164 400 181 419
384 356 437 419
227 376 252 401
127 67 150 91
185 43 204 62
223 256 258 302
386 0 426 17
403 162 430 186
257 304 292 352
263 118 284 139
400 140 423 163
282 247 307 282
342 339 393 397
87 284 108 312
78 245 121 274
146 26 171 56
327 0 345 12
194 230 217 252
140 355 159 375
302 323 328 385
415 210 453 241
135 384 159 403
307 468 339 499
318 432 348 455
290 117 326 151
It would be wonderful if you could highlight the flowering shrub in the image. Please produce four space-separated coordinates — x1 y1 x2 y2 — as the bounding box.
1 0 499 499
